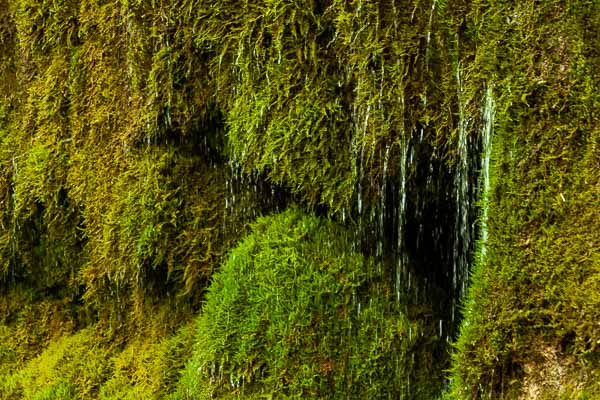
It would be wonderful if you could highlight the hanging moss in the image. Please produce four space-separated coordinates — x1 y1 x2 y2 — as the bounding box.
175 208 444 399
191 0 473 213
0 0 479 316
0 0 291 328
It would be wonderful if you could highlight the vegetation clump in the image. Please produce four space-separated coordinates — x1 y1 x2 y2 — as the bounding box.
177 208 444 399
0 305 196 400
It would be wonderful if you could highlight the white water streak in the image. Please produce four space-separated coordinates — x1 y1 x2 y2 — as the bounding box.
479 85 496 263
453 62 470 299
396 134 409 303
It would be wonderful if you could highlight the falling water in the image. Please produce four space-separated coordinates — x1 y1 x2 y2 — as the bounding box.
479 85 495 263
358 102 371 220
396 134 409 303
378 143 391 258
421 0 437 108
425 0 437 69
453 62 470 301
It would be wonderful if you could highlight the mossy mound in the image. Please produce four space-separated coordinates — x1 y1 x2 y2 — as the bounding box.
176 208 444 399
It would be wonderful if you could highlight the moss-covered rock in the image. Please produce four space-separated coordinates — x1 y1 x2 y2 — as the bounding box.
449 1 600 398
0 0 476 326
1 0 598 397
176 208 444 399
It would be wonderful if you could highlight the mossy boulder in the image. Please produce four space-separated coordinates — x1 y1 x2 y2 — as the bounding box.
176 208 443 399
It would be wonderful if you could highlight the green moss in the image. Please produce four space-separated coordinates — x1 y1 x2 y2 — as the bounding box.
0 302 197 400
189 0 474 212
0 0 476 317
0 0 298 330
0 0 598 397
176 208 443 399
449 1 600 398
98 322 196 400
0 290 78 369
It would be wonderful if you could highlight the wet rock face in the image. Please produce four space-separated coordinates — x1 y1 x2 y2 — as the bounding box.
178 208 446 400
202 0 488 348
3 0 597 398
0 0 485 339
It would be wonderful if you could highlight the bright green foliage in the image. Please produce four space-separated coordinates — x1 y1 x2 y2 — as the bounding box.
176 209 443 399
449 1 600 398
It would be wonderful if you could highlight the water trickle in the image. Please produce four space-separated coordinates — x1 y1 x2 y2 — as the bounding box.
479 85 496 264
425 0 437 71
395 134 409 303
357 188 363 216
378 144 391 258
453 62 471 300
357 103 371 219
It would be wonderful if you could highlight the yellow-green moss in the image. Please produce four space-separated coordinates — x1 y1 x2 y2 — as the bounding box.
196 0 472 211
98 322 196 400
449 1 600 398
0 296 197 400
